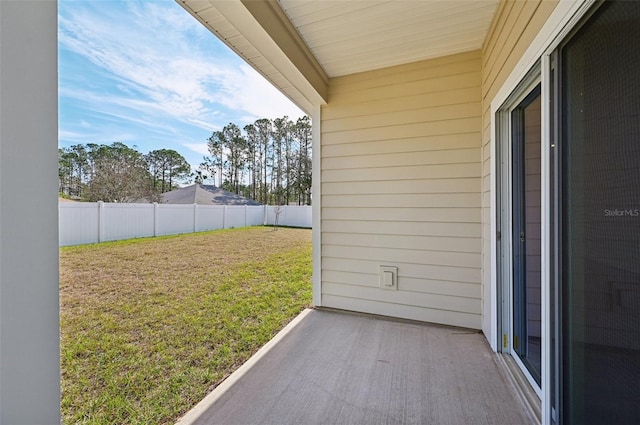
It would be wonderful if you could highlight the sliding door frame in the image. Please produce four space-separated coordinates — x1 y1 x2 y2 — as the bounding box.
496 71 543 398
490 2 598 424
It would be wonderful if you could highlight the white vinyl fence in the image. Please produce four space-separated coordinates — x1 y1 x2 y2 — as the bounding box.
59 202 312 246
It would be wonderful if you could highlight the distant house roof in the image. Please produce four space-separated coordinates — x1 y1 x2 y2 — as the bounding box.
161 184 261 206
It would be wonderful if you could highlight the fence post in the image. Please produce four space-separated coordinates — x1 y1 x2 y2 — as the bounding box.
263 204 267 225
244 205 248 228
97 201 104 243
222 205 226 229
153 202 159 237
193 203 198 233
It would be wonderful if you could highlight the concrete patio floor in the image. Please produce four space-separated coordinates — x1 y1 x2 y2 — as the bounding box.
177 308 537 425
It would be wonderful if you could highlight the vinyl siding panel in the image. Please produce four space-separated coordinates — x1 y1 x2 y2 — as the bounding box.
322 117 481 145
323 87 480 121
322 258 481 284
323 193 479 208
321 51 483 328
480 0 558 334
322 163 481 182
322 179 480 195
323 103 481 133
321 233 481 253
329 56 482 96
323 148 480 169
322 270 481 299
322 219 480 238
323 132 479 157
328 73 480 106
322 295 480 329
321 207 479 224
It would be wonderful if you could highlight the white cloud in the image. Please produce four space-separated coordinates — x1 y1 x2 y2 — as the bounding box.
218 64 306 121
58 0 306 137
59 86 178 134
183 143 210 157
186 118 220 133
58 129 90 143
58 128 135 146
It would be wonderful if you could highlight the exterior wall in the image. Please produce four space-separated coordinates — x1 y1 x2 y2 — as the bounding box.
480 0 559 338
320 51 483 329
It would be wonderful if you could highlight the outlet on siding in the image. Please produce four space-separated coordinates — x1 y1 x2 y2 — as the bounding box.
379 265 398 290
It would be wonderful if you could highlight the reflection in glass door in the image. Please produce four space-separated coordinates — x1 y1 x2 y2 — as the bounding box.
512 85 542 386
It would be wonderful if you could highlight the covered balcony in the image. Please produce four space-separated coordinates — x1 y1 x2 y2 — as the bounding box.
177 308 538 425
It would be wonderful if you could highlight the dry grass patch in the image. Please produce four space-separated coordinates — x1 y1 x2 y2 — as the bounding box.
60 227 312 424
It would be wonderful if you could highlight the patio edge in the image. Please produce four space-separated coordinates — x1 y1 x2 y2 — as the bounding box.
175 308 314 425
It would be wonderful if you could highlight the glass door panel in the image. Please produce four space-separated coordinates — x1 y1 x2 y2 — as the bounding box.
512 85 542 386
560 1 640 423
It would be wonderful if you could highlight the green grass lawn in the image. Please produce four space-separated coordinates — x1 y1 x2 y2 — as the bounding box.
60 226 312 424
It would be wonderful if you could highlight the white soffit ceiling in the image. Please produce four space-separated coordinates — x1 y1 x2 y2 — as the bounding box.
178 0 500 113
277 0 500 77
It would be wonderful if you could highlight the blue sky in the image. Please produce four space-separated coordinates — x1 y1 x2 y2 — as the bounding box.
58 0 305 171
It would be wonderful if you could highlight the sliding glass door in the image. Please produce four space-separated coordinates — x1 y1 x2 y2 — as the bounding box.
512 86 542 386
559 1 640 423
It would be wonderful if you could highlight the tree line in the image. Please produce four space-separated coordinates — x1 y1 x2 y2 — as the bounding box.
199 115 312 205
58 143 191 202
58 115 312 205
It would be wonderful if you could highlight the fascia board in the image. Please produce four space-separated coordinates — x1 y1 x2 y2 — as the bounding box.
212 0 328 110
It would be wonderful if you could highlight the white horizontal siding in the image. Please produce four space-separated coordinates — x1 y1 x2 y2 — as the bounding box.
321 51 483 329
